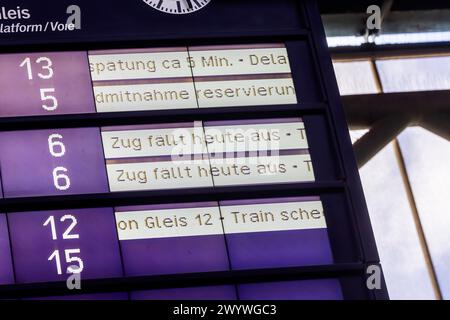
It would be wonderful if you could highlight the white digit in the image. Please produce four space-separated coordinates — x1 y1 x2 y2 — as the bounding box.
19 57 33 80
36 57 54 79
40 88 58 111
53 167 71 191
48 250 62 275
43 216 57 240
61 215 79 239
48 134 66 157
65 249 84 274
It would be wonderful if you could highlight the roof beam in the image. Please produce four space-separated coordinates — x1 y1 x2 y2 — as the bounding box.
343 90 450 129
353 114 410 168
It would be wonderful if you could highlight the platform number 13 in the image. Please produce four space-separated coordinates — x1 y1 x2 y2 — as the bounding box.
19 57 58 111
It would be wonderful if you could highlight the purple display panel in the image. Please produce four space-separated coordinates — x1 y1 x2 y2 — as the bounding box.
0 128 109 198
0 214 14 285
0 173 3 197
220 197 333 270
238 279 343 300
24 292 129 300
130 286 237 300
8 208 123 283
0 52 95 117
116 202 229 276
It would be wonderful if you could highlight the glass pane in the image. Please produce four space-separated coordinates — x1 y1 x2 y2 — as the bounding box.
349 129 369 144
376 56 450 93
333 61 380 96
356 138 436 299
375 32 450 45
327 36 366 48
398 127 450 299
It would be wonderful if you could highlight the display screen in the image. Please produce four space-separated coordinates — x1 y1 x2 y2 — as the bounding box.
23 279 344 300
116 202 230 276
237 279 343 300
0 214 14 285
0 128 109 197
130 279 343 300
0 0 386 301
0 197 333 284
0 44 296 117
8 208 123 283
0 42 327 295
220 197 333 269
25 292 129 301
0 118 314 198
0 31 374 299
0 52 95 117
130 286 237 301
91 44 296 111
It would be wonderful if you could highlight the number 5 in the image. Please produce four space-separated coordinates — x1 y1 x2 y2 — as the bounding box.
40 88 58 111
65 249 84 274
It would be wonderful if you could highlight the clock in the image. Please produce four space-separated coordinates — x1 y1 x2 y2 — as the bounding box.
143 0 212 14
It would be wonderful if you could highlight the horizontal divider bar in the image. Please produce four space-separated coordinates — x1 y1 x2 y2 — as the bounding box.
0 181 346 213
0 29 311 53
0 263 365 299
0 103 327 131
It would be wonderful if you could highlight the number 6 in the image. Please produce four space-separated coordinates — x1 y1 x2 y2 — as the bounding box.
48 134 66 157
53 167 71 191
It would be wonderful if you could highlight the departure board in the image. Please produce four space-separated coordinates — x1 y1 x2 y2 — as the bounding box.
0 0 387 300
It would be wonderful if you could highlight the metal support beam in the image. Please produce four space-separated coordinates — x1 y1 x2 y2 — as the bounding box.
420 113 450 140
353 115 411 168
345 91 450 166
342 90 450 130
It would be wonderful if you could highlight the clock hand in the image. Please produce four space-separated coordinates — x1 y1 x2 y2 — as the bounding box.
185 0 194 10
